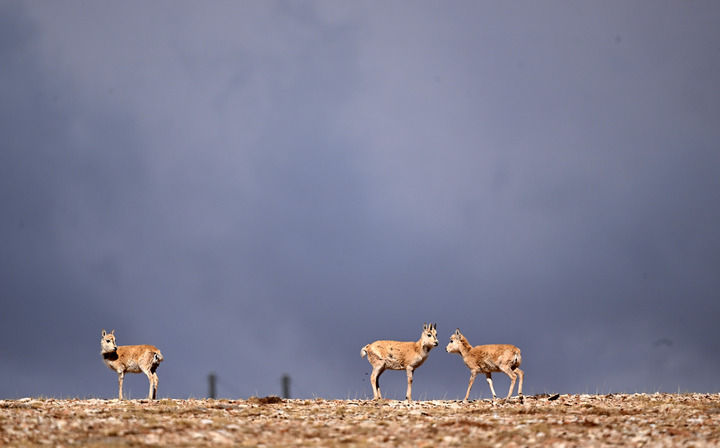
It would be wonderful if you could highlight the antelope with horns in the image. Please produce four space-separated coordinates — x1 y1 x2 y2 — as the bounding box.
360 323 439 401
445 328 524 402
100 329 164 400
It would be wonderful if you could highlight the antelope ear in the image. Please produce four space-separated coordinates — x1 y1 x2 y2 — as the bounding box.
102 329 106 336
432 323 437 330
111 329 115 335
423 322 427 331
455 328 461 335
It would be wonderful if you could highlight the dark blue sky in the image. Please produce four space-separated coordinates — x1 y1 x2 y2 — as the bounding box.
2 1 719 400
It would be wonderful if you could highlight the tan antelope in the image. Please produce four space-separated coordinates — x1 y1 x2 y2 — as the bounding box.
360 323 439 401
446 328 524 402
100 329 164 400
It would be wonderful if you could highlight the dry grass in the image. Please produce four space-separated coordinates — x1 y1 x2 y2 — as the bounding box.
1 393 719 446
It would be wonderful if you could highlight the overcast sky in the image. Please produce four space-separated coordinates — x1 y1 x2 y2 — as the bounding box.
2 1 719 400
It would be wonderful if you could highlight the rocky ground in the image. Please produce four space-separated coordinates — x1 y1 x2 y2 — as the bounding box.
1 393 719 446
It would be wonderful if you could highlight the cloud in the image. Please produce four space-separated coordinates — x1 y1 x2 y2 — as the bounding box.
1 1 719 399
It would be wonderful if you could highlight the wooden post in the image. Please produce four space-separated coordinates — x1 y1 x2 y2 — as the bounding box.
281 374 291 399
208 372 217 399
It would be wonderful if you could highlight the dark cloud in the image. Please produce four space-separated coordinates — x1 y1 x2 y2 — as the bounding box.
1 1 719 400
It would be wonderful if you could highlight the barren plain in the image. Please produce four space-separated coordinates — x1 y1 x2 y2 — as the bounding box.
2 393 719 447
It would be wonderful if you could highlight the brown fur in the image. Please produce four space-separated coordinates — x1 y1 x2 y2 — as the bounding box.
445 328 524 402
361 323 439 401
100 329 164 400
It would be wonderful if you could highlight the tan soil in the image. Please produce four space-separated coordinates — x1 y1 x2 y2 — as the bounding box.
2 393 719 446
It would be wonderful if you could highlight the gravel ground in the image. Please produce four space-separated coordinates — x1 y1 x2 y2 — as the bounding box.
2 393 719 446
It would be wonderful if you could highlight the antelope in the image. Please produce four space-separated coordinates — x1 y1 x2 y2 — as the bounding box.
445 328 524 402
360 322 439 401
100 329 164 400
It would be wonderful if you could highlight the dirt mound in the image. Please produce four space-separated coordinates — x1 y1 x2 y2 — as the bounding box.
247 395 284 405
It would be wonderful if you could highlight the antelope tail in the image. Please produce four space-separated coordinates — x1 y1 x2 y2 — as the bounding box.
512 350 521 368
